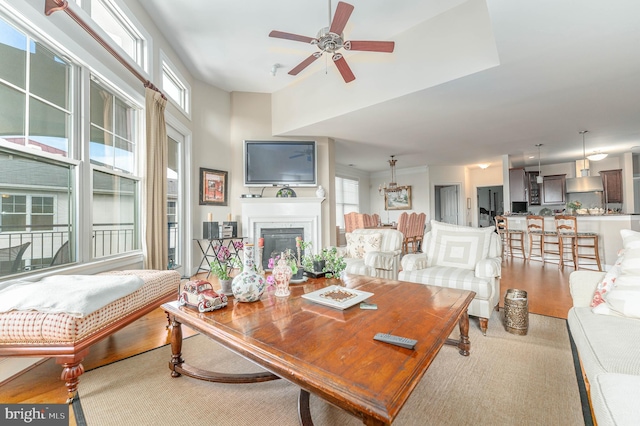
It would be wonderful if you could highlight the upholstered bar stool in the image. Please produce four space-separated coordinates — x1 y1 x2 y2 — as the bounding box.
495 215 525 258
554 215 602 271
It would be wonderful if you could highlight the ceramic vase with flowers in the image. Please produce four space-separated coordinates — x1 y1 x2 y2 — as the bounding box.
232 244 266 302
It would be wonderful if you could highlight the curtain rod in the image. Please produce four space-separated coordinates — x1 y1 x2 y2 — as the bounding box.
44 0 166 100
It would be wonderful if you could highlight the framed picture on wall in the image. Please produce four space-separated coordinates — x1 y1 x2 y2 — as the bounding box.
385 186 412 210
199 168 228 206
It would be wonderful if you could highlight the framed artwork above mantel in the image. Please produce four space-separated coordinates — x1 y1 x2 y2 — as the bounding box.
385 186 412 210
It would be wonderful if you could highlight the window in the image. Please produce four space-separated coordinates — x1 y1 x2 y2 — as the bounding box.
90 78 137 173
0 18 72 156
90 78 140 258
335 177 359 229
161 53 190 116
167 136 179 267
90 0 146 70
0 149 74 274
0 12 142 276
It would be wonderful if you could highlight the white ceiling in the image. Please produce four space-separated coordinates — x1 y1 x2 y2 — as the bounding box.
139 0 640 173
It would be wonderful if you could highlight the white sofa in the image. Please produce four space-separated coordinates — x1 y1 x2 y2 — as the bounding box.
337 228 404 280
398 221 502 335
567 229 640 426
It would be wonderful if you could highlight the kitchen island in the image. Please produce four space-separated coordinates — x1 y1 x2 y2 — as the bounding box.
505 214 640 269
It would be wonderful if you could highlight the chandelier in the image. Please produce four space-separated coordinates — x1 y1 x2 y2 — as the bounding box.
378 155 400 194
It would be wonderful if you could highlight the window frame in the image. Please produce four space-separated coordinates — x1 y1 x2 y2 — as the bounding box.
161 50 191 118
335 176 360 230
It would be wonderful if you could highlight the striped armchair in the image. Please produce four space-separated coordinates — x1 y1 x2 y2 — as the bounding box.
398 221 502 335
337 228 404 280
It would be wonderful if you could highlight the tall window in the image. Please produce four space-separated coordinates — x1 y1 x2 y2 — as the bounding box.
167 135 180 267
90 78 140 258
0 12 141 276
335 177 359 229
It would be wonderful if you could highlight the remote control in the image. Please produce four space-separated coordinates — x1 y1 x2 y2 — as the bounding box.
373 333 417 350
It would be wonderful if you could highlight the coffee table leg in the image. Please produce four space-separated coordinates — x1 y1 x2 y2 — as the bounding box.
457 311 470 356
298 389 313 426
169 316 184 377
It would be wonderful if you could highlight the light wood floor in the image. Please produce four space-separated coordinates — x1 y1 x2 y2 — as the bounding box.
0 257 573 423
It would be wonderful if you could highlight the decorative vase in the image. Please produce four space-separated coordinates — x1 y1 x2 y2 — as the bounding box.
232 244 266 302
219 278 232 295
316 185 325 198
272 255 292 297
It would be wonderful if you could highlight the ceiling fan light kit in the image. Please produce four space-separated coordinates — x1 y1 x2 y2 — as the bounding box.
268 1 395 83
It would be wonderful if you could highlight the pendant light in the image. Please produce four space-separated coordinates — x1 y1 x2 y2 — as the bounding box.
378 155 400 194
535 144 543 184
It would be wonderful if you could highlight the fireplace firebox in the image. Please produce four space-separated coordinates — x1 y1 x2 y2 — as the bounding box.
261 227 305 270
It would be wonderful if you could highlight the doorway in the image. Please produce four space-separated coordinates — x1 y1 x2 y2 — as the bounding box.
434 185 460 225
477 186 503 227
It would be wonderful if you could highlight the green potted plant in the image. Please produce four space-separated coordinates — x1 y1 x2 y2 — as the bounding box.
320 247 346 279
210 245 241 293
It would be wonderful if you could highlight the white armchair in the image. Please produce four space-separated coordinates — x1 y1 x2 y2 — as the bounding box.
337 228 403 280
398 221 502 335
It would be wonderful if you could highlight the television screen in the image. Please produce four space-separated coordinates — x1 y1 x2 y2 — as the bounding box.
244 141 317 187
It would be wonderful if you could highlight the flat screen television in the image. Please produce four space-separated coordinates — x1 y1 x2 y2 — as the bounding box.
244 140 317 187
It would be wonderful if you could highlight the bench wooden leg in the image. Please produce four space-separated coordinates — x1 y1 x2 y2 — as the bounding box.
61 361 84 403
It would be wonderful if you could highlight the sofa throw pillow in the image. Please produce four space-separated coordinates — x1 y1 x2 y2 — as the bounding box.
591 254 624 308
425 220 495 270
593 275 640 319
620 229 640 250
620 248 640 276
345 233 382 259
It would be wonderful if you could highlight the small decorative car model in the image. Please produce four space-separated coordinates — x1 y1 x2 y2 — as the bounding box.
179 280 228 312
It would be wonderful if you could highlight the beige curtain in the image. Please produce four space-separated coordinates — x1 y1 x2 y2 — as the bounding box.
144 88 168 270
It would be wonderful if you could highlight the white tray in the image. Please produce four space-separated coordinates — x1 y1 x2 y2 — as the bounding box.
301 285 374 310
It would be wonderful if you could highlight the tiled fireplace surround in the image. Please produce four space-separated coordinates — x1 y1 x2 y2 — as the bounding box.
240 198 324 256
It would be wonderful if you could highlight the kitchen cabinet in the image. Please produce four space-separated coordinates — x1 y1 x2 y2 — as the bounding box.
542 174 566 204
509 168 527 202
600 169 623 203
526 171 541 205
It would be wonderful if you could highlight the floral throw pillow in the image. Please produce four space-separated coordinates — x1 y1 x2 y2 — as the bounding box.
591 254 623 308
345 233 382 259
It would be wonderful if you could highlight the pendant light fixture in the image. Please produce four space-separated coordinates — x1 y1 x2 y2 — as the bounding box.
535 144 544 184
378 155 399 194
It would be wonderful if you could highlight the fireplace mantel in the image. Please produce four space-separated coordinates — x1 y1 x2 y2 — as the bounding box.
241 197 325 254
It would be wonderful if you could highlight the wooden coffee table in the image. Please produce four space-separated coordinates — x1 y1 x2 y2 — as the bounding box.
162 274 474 425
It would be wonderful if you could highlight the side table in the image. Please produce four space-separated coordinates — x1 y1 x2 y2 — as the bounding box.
195 237 246 278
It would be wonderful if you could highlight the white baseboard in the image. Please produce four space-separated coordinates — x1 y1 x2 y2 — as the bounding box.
0 357 45 385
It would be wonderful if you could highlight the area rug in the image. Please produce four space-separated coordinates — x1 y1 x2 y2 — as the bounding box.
74 310 584 425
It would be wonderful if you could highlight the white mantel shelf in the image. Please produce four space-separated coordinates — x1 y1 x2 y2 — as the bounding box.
241 197 325 254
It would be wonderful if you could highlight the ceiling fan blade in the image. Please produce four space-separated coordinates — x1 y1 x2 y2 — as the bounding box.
269 30 316 44
332 53 355 83
288 52 322 76
329 2 354 35
344 40 395 53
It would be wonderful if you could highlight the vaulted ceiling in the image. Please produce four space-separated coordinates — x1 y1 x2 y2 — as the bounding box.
140 0 640 172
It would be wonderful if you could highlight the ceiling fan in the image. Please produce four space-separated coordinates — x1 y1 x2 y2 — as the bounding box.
269 1 395 83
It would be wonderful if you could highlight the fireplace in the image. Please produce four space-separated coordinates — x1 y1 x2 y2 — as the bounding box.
261 227 305 270
241 198 324 258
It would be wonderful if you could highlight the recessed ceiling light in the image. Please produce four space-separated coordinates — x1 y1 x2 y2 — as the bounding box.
478 164 489 169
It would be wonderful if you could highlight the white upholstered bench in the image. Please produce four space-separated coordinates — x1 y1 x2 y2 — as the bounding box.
0 269 180 402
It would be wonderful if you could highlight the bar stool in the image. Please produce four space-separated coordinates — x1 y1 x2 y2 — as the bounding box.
495 215 525 258
526 215 560 264
554 215 602 271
